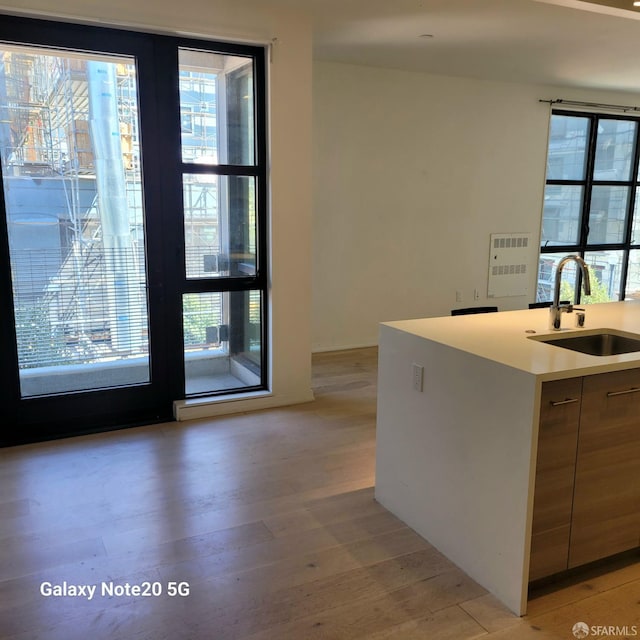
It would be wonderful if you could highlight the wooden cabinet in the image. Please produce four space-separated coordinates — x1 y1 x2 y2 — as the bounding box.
529 378 582 581
530 368 640 581
569 368 640 567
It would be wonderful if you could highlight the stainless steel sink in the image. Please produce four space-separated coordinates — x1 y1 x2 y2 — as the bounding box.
530 330 640 356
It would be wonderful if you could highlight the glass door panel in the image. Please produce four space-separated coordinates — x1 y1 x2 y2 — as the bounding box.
0 45 150 397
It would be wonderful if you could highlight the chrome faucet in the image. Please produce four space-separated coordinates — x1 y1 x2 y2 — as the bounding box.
550 255 591 330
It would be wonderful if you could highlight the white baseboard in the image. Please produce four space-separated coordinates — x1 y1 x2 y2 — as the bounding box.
312 341 378 354
173 389 315 422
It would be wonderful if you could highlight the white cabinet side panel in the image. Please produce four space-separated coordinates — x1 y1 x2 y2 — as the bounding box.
375 324 537 615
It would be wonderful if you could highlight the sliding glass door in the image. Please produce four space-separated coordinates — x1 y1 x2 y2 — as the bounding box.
0 16 268 445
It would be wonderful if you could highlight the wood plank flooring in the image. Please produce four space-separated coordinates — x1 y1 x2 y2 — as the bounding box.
1 347 639 639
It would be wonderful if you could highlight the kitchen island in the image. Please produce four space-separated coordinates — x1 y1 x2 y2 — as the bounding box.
375 301 640 615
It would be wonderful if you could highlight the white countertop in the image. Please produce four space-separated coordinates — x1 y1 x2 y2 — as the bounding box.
382 300 640 380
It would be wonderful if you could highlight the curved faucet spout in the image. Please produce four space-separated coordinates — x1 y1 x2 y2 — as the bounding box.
550 255 591 330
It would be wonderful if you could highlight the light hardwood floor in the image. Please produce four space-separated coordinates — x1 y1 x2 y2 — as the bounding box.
1 347 639 639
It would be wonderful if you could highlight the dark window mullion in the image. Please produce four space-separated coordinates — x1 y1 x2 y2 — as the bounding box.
182 276 263 293
251 50 268 387
590 180 634 187
180 163 259 177
540 244 585 255
582 243 626 253
151 38 187 400
546 180 585 187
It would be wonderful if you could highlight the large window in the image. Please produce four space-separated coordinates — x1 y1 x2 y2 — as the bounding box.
538 111 640 304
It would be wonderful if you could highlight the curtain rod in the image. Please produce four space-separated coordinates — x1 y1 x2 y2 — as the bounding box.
539 98 640 113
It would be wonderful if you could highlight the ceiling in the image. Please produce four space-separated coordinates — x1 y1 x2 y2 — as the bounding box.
271 0 640 93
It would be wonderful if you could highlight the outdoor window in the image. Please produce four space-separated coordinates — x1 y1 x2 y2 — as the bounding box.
538 111 640 303
178 48 264 396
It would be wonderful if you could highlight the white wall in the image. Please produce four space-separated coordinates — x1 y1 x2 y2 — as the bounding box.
0 0 315 414
312 61 640 352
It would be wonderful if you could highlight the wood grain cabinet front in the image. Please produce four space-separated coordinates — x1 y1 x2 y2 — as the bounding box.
529 377 582 581
569 368 640 568
530 368 640 581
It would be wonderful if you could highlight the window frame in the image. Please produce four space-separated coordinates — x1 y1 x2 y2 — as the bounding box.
172 41 268 397
539 109 640 303
0 14 269 444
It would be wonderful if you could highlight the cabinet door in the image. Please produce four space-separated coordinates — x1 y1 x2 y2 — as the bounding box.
529 377 582 581
569 368 640 568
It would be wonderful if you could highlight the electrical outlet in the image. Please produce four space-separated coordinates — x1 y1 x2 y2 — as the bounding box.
455 290 463 303
412 363 424 392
